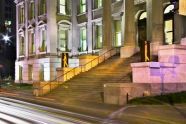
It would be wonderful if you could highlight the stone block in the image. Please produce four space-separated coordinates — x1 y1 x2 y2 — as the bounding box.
180 37 186 45
158 45 186 63
120 46 139 58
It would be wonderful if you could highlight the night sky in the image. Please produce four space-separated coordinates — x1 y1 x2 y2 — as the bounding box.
0 0 16 79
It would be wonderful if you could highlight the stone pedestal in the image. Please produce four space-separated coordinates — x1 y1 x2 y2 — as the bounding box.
104 83 186 105
158 45 186 63
131 62 180 83
131 43 186 84
180 37 186 45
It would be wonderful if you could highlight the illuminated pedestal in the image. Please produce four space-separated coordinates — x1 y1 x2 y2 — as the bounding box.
132 44 186 83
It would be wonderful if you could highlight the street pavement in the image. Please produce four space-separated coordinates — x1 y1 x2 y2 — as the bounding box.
0 97 103 124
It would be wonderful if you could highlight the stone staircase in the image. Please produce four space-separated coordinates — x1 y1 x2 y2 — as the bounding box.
45 53 140 104
33 49 118 96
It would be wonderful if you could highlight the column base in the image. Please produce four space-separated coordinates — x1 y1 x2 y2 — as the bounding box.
120 46 139 58
99 47 112 55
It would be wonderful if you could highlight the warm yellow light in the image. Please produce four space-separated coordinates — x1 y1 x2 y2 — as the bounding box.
179 0 186 16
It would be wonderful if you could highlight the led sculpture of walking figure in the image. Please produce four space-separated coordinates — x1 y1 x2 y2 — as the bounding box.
63 53 68 67
145 41 150 62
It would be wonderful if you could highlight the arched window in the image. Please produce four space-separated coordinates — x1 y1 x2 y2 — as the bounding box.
139 12 147 20
164 4 174 44
58 21 71 52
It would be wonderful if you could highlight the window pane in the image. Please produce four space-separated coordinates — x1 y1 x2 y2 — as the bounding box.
80 0 86 13
80 28 87 51
59 30 68 51
81 0 86 4
59 5 66 14
60 0 65 5
114 20 121 46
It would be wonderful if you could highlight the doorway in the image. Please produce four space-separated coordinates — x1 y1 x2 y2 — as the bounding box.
138 11 147 61
164 4 174 44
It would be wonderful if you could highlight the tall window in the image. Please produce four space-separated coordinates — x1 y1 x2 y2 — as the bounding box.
28 32 35 54
30 2 35 19
80 0 86 13
39 64 44 81
59 0 66 14
19 36 24 56
39 29 46 52
39 0 46 15
19 66 23 80
80 27 87 51
114 20 121 47
28 65 33 81
59 29 68 51
95 0 102 8
19 7 24 23
95 25 102 49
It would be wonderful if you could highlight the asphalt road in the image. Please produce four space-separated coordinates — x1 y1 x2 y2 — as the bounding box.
0 97 104 124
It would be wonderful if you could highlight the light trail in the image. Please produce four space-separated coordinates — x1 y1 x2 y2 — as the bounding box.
0 97 90 124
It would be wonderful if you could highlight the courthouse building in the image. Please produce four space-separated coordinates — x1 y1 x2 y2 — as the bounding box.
14 0 186 83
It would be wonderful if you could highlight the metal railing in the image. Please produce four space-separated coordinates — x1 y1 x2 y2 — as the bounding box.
33 48 118 96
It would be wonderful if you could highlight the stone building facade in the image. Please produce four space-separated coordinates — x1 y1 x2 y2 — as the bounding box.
14 0 186 83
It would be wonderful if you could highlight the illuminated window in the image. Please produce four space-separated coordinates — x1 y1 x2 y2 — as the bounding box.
40 29 46 52
19 35 24 56
80 0 86 13
139 12 147 20
164 5 174 14
164 5 174 44
80 27 87 51
164 20 173 44
59 29 68 51
39 0 46 15
19 7 24 23
95 25 102 49
28 32 35 54
114 20 121 47
95 0 102 8
30 2 35 19
59 0 66 14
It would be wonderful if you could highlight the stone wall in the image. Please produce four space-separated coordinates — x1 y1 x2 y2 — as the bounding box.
104 83 186 105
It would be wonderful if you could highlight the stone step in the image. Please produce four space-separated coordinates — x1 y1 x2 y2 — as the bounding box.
46 53 140 104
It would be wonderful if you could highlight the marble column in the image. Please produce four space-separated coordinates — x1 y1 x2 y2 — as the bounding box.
120 0 137 58
47 0 57 54
87 0 93 53
102 0 112 52
71 0 78 55
146 0 163 56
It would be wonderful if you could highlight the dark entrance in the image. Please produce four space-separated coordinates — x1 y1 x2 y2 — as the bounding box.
138 12 148 62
